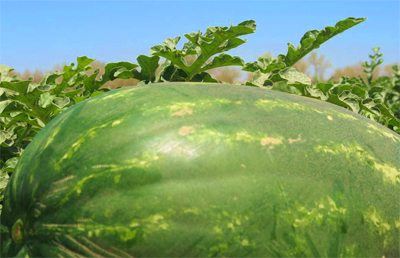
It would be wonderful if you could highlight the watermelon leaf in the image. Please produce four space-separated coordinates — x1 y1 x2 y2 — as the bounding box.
150 20 256 81
243 17 366 89
242 55 286 73
131 55 160 83
283 17 366 67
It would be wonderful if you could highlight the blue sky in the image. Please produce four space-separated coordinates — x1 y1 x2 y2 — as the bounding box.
1 0 399 77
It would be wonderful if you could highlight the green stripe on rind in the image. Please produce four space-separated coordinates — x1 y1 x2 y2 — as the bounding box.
1 83 399 257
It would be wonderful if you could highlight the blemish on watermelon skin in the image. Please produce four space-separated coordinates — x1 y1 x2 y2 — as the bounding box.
11 219 24 244
288 134 302 144
261 137 282 146
172 108 193 117
53 175 76 185
179 126 194 135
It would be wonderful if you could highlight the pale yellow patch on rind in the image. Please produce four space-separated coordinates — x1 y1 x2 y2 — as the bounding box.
56 152 160 205
287 195 347 230
129 213 170 234
100 88 136 101
315 142 400 184
39 108 76 156
142 99 242 117
241 239 250 246
364 207 392 237
327 196 346 214
114 174 121 184
255 98 359 123
288 134 302 144
255 99 307 112
337 113 358 121
366 123 400 143
111 120 122 127
182 126 285 148
43 127 61 150
374 163 400 184
92 152 160 172
44 222 141 251
314 109 358 121
55 120 122 170
235 131 255 142
184 207 200 215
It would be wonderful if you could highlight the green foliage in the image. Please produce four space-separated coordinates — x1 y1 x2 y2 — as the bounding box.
243 17 366 87
265 48 400 133
131 55 161 83
362 47 384 85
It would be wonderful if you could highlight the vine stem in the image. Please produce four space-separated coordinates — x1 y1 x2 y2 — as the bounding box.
14 124 33 148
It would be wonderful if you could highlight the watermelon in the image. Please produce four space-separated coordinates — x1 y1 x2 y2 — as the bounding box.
1 82 399 257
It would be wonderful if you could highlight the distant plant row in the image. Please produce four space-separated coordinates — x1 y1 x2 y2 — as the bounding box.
10 52 399 89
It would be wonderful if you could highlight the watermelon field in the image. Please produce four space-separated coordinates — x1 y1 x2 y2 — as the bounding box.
1 15 399 257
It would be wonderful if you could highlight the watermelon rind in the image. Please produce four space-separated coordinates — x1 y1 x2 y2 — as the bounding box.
1 82 399 257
